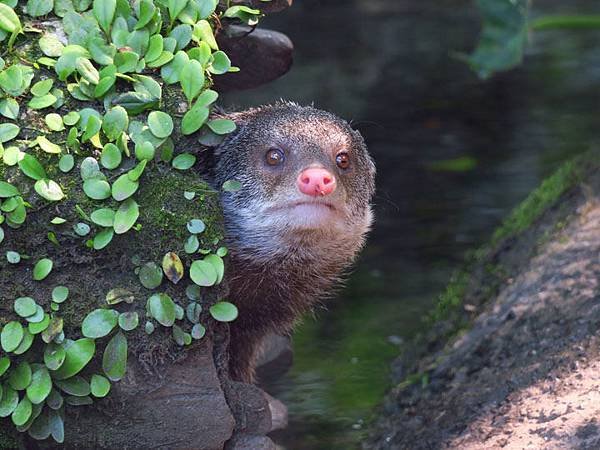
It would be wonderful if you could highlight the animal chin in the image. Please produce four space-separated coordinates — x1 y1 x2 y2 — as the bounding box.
272 201 341 230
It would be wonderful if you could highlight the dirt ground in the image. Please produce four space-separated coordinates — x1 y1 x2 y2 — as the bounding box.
365 168 600 449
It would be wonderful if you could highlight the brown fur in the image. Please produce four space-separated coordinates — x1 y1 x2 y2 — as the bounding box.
210 103 375 382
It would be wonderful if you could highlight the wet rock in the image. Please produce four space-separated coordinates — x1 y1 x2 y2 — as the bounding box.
256 333 293 382
215 26 293 92
32 342 235 450
225 434 277 450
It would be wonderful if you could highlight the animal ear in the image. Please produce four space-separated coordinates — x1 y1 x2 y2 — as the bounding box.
219 107 261 127
209 107 262 155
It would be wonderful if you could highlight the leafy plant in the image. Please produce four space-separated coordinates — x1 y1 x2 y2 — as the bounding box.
0 0 261 443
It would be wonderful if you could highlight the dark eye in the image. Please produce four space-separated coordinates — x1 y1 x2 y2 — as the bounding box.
265 148 285 166
336 152 350 170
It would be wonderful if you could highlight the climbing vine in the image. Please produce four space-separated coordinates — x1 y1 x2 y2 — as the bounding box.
0 0 261 443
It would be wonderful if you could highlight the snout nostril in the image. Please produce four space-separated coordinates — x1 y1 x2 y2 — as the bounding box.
322 177 332 185
301 176 310 184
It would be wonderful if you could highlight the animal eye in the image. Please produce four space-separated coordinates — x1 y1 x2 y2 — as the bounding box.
265 148 285 166
336 152 350 170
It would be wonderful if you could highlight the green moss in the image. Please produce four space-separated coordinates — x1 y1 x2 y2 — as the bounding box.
431 149 598 322
491 158 583 245
133 166 224 263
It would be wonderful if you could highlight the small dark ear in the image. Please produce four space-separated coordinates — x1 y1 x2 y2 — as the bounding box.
209 107 262 156
212 106 261 127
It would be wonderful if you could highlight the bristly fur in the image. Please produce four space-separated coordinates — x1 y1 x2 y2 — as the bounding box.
208 103 375 382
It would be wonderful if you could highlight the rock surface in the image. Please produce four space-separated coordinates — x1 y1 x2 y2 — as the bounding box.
215 26 294 92
365 151 600 449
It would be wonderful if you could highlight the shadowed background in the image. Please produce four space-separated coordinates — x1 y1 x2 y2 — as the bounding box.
223 1 600 448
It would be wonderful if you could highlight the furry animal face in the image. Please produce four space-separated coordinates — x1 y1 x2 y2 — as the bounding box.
214 103 376 261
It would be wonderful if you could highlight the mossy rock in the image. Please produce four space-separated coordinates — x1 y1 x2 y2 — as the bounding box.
0 1 254 447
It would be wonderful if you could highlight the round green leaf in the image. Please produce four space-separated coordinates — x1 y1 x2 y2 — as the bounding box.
11 397 32 426
0 184 19 201
58 154 74 173
0 3 21 34
52 286 69 303
207 119 236 135
102 331 127 381
51 338 95 380
144 321 155 334
33 258 53 280
73 222 90 236
28 93 57 110
134 141 155 161
81 309 118 338
147 293 176 327
222 180 242 192
27 0 53 18
80 156 101 181
45 388 63 411
45 113 64 131
0 98 19 120
13 329 33 355
186 219 205 234
90 374 110 398
172 153 196 170
83 178 111 200
93 228 114 250
26 367 52 405
181 104 209 135
186 302 202 323
184 235 199 254
18 154 47 180
113 198 139 234
1 321 23 352
44 343 66 371
37 135 62 154
8 362 31 391
0 357 10 377
209 51 231 75
0 386 18 418
204 254 224 284
209 302 239 322
30 79 54 97
128 160 147 181
54 376 90 396
14 297 37 317
90 208 115 227
138 262 163 289
100 143 121 169
28 313 50 334
179 59 204 103
102 106 129 142
118 312 139 331
111 173 139 201
147 111 173 139
190 260 217 287
0 123 20 143
34 179 64 201
63 111 80 126
191 323 206 340
39 34 64 57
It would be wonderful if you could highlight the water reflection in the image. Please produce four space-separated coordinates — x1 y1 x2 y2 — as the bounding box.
223 1 600 448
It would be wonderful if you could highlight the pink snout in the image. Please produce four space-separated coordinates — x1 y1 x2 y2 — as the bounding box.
296 167 337 197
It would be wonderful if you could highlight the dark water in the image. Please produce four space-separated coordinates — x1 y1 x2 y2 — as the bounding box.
223 1 600 448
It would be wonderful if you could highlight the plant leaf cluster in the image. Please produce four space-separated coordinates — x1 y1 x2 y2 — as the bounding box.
0 0 263 443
